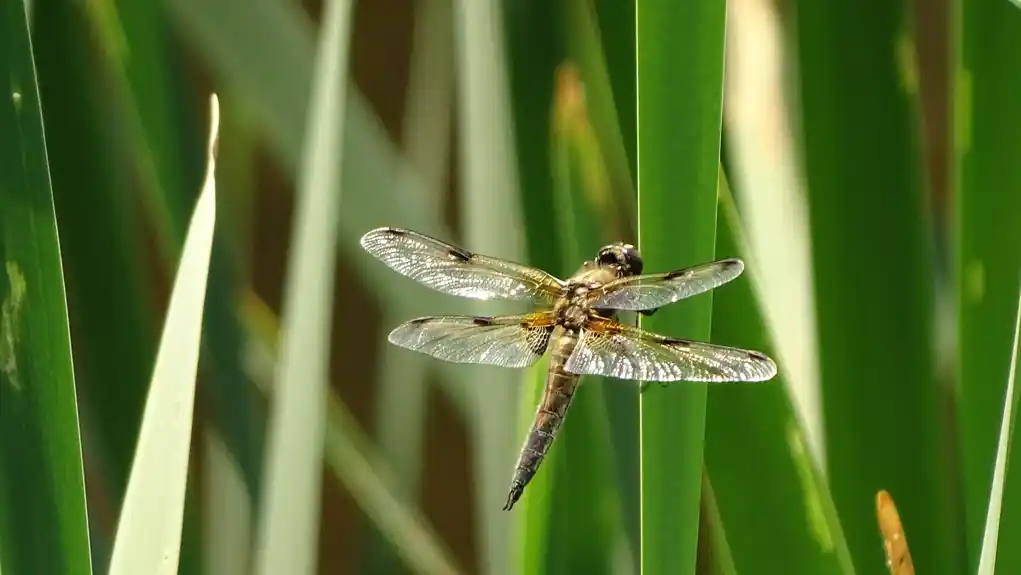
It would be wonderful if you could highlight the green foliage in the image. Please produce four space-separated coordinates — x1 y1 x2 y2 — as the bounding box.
974 288 1021 575
252 1 352 572
792 0 958 572
8 0 1021 573
636 0 727 572
108 104 218 575
0 2 91 573
955 0 1021 568
707 178 855 575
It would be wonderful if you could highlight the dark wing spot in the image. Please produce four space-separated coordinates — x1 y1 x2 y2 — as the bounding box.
664 269 692 280
447 247 473 262
748 351 770 361
386 227 406 236
662 337 692 348
724 258 744 268
472 316 493 326
408 317 431 324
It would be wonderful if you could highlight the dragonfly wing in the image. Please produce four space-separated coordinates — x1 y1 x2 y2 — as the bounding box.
388 312 557 369
586 259 744 311
361 227 566 304
564 316 776 382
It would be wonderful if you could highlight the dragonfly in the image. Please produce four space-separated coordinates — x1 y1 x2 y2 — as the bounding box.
360 227 777 511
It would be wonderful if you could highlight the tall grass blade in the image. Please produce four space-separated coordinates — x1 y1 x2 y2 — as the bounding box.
636 0 727 572
203 432 252 575
563 0 645 550
707 175 856 575
976 286 1021 574
500 6 562 571
0 2 92 573
240 292 465 575
252 0 352 572
565 0 637 230
169 0 478 423
954 0 1021 565
501 0 561 275
107 95 219 575
563 2 644 552
32 0 158 523
359 2 451 552
792 0 957 571
403 0 453 193
453 1 526 571
589 0 636 181
697 472 737 575
722 0 822 457
323 393 465 575
87 0 196 244
93 0 265 519
365 328 429 574
89 3 246 568
514 64 619 575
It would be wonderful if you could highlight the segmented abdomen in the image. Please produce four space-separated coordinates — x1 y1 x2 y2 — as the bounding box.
503 332 580 511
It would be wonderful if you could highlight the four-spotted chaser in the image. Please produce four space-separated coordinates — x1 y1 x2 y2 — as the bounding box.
360 227 778 511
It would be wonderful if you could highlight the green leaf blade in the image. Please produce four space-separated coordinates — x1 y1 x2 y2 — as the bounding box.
793 0 958 572
955 0 1021 566
707 181 856 575
107 97 219 575
513 59 624 575
636 0 727 572
252 0 353 572
32 0 158 522
0 1 92 573
976 285 1021 575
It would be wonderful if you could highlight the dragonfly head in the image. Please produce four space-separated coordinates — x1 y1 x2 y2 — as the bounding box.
596 242 643 277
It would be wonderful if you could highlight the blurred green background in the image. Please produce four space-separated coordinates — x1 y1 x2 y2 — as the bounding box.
3 0 1021 573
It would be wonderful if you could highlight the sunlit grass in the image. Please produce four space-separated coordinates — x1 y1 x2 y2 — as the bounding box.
793 0 957 571
954 0 1021 569
636 0 727 572
108 95 219 575
707 174 855 575
1 2 91 573
975 287 1021 575
9 0 1021 573
252 0 352 572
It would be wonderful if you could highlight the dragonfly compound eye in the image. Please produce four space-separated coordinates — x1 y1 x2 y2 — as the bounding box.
597 246 620 266
620 245 643 276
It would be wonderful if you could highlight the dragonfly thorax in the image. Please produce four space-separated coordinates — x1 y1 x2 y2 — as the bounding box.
560 304 589 331
553 283 600 331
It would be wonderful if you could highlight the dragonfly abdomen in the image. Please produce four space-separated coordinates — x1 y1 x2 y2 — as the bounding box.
503 332 580 511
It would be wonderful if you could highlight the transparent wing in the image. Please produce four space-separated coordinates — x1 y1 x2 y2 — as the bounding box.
361 227 566 304
586 259 744 311
388 312 557 368
564 316 776 382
